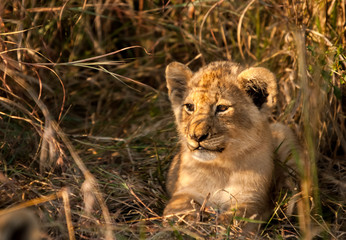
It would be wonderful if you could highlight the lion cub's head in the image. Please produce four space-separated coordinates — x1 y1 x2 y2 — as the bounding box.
166 61 277 162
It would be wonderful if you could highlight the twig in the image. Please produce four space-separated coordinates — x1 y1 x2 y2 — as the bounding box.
127 184 159 217
199 0 224 47
0 191 61 216
61 188 76 240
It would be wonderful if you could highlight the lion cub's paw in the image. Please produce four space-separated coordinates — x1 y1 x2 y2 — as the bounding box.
164 196 201 223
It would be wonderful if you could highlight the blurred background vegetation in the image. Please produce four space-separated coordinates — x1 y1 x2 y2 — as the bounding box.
0 0 345 239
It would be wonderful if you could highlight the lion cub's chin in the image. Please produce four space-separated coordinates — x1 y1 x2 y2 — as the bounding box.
191 150 217 162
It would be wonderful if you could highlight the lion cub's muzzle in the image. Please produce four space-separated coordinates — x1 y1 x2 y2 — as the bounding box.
186 127 225 162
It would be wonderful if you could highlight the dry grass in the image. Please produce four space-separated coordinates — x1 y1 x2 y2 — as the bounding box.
0 0 345 239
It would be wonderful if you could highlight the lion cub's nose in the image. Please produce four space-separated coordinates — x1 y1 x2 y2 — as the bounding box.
191 132 209 142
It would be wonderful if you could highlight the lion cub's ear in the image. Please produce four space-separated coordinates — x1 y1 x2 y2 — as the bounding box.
166 62 193 107
237 67 277 110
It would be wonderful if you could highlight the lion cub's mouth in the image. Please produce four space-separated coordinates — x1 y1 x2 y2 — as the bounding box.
189 146 224 162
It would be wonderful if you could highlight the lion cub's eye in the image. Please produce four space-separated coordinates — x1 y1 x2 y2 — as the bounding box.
183 103 194 114
216 105 230 114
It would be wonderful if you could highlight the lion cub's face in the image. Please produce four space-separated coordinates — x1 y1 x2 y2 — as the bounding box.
166 61 277 162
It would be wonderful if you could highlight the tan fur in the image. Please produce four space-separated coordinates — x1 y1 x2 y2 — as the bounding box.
0 210 40 240
164 61 299 231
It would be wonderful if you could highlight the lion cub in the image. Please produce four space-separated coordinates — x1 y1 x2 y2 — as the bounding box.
164 61 298 230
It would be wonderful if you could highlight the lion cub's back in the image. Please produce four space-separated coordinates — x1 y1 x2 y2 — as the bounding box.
270 122 300 191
